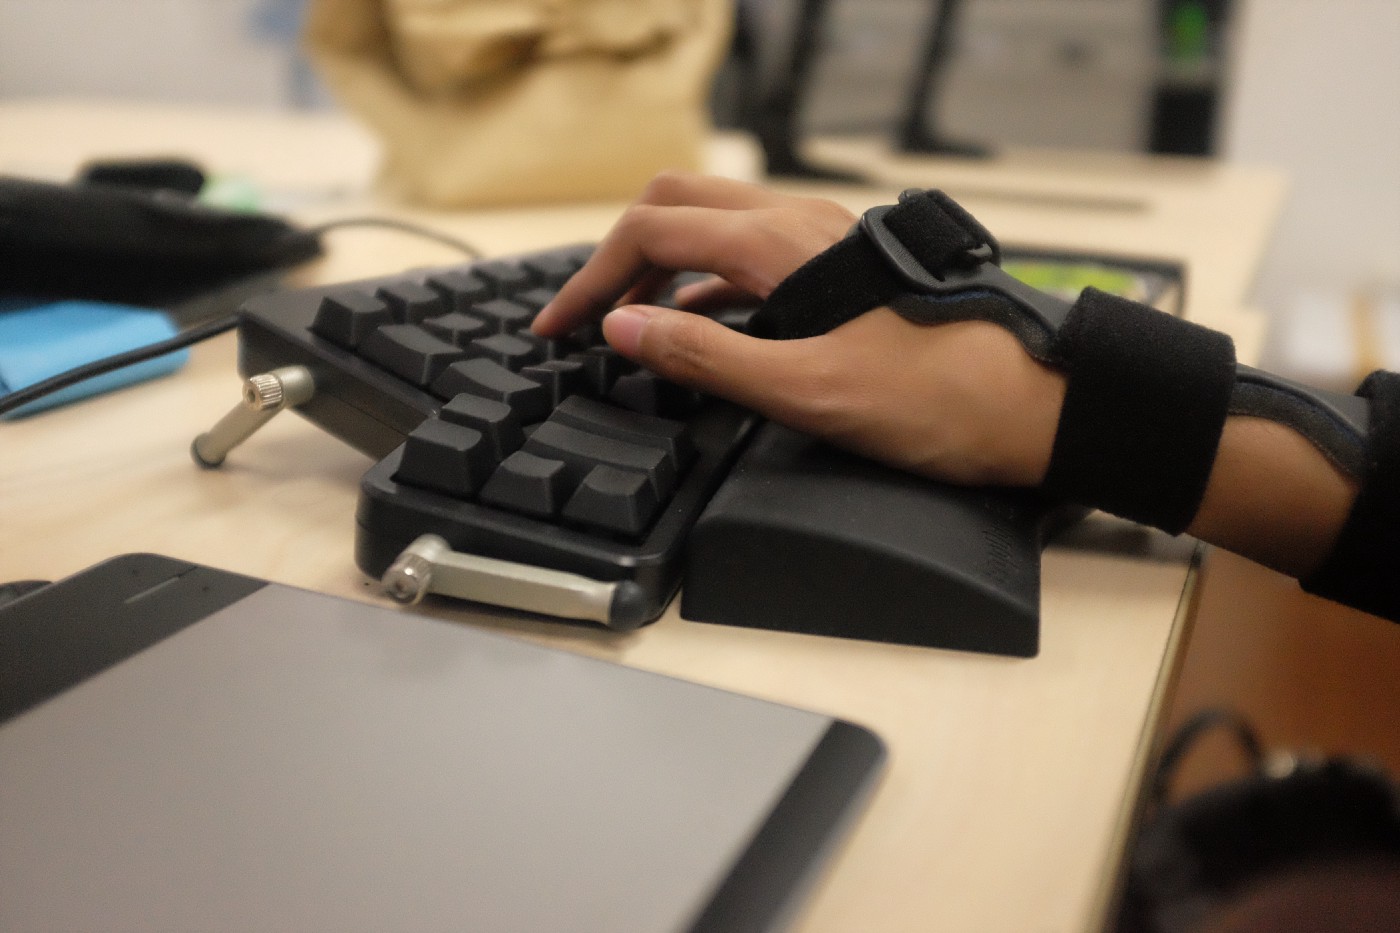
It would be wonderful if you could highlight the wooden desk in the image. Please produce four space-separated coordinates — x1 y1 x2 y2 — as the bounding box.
0 101 1286 933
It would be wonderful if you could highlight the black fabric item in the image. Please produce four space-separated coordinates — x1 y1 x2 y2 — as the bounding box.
0 175 321 307
748 189 996 341
1301 370 1400 623
1041 288 1236 535
747 234 906 340
880 189 998 270
79 158 207 196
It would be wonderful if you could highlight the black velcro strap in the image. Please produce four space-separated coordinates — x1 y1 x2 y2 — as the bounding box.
1041 288 1236 534
747 234 906 340
749 189 996 341
1302 370 1400 623
881 190 1000 270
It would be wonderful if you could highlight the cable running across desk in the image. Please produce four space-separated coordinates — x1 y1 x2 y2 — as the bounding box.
0 218 483 417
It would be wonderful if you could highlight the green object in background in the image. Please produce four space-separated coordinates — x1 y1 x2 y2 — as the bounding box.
198 175 264 212
1167 0 1210 65
1002 260 1142 302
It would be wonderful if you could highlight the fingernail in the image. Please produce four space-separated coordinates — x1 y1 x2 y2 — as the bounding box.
603 306 662 356
672 283 698 307
529 302 555 334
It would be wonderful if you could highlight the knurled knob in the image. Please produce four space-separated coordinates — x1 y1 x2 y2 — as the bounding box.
383 552 432 604
243 372 285 410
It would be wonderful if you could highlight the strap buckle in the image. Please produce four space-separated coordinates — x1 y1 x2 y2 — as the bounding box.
858 191 1075 338
857 190 997 292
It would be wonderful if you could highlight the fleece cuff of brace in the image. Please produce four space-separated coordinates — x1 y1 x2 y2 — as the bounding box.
1040 288 1236 535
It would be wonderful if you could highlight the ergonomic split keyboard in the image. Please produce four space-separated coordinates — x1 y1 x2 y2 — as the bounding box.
196 243 1078 656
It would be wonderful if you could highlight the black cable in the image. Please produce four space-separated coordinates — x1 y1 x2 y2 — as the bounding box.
0 216 485 417
0 314 238 417
1149 708 1265 808
305 217 484 260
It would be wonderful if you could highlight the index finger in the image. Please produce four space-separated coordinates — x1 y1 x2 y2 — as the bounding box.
636 170 796 211
532 204 780 337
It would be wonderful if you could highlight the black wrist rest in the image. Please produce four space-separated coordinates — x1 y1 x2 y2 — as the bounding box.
680 423 1083 657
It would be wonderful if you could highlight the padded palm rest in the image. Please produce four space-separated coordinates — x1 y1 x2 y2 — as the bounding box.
680 423 1076 657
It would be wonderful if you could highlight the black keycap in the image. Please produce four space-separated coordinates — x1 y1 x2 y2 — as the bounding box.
608 371 704 419
710 306 757 332
542 337 584 361
393 419 497 498
523 420 675 499
513 329 551 357
427 269 491 310
520 253 584 286
473 298 535 333
569 323 604 348
430 358 551 423
551 395 694 472
310 290 393 349
360 324 468 387
512 286 559 313
480 451 571 518
439 393 524 461
520 359 587 408
422 311 492 346
467 332 545 370
473 260 534 295
567 346 634 395
562 465 659 536
377 280 446 323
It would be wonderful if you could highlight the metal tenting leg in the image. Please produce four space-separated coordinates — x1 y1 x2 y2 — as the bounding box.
191 366 315 468
382 534 626 626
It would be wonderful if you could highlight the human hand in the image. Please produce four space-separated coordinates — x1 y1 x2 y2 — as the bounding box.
532 170 856 332
532 172 1066 487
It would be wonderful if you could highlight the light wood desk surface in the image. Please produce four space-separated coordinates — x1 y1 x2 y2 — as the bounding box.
0 101 1287 933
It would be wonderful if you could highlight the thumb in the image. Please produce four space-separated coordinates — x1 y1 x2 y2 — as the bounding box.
602 305 819 423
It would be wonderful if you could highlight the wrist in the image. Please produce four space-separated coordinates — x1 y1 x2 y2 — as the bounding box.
1187 416 1358 578
999 354 1067 488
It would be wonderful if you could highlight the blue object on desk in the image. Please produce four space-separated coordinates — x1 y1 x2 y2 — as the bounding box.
0 301 187 419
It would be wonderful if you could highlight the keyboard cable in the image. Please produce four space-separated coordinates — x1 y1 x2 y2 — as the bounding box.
0 218 483 418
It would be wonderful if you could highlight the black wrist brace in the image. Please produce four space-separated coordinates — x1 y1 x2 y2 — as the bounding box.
1301 370 1400 622
749 189 1373 536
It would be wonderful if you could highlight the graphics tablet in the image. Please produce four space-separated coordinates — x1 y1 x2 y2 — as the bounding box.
0 554 884 933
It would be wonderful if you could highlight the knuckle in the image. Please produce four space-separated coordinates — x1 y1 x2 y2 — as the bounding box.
827 199 858 221
725 222 771 260
817 203 858 236
613 201 660 238
639 170 698 206
798 196 856 225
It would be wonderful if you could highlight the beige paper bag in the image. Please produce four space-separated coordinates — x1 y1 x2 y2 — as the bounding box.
303 0 733 207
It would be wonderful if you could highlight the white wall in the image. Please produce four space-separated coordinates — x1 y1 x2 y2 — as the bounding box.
1222 0 1400 313
0 0 325 108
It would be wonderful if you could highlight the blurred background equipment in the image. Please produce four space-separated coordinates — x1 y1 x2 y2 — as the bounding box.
712 0 1233 174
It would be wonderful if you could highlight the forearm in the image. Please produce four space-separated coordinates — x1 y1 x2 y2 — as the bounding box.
1019 383 1358 579
1185 416 1358 579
